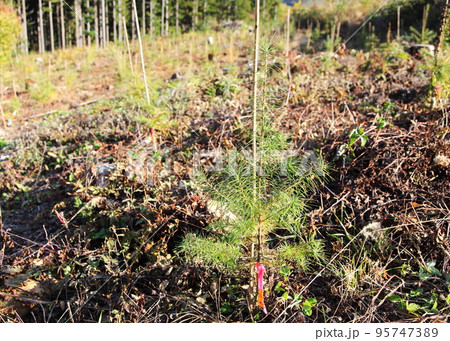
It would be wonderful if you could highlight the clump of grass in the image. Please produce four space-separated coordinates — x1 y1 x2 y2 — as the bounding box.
29 76 57 104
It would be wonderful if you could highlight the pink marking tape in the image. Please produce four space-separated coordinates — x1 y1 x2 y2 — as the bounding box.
256 262 268 314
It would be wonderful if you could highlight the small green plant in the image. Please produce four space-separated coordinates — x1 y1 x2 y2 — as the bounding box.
376 117 390 130
388 260 450 317
324 35 341 52
179 30 329 317
364 32 380 50
381 101 397 116
30 76 57 104
337 127 369 162
302 297 318 316
349 127 368 149
419 260 442 280
179 136 328 271
406 3 436 44
274 266 318 317
407 26 437 44
204 78 240 98
388 288 429 316
0 139 7 150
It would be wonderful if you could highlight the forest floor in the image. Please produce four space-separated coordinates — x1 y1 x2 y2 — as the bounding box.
0 29 449 323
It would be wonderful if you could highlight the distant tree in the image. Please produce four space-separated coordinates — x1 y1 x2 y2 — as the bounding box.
161 0 165 36
0 1 20 128
60 0 66 49
131 0 136 40
194 0 199 29
142 0 146 35
48 0 54 51
150 0 154 37
20 0 28 54
101 0 106 47
86 0 92 46
175 0 179 35
203 0 207 28
165 0 168 35
38 0 45 53
118 0 124 41
2 0 286 53
0 2 20 66
75 0 83 47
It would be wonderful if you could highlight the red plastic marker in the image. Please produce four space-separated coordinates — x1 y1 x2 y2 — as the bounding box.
256 262 268 314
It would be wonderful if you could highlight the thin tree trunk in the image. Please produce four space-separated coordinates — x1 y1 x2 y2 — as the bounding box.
113 0 117 42
99 0 103 46
434 0 449 69
101 0 106 47
21 0 28 54
149 0 153 38
118 0 123 42
175 0 179 36
397 6 401 39
203 0 207 29
60 0 66 49
250 0 261 318
106 1 110 42
87 0 92 47
132 0 150 105
194 0 199 30
150 0 154 38
336 21 341 41
56 2 61 49
131 0 136 40
81 2 85 46
286 6 290 57
285 6 292 105
0 77 6 129
95 0 100 47
75 0 82 47
161 0 165 37
38 0 45 54
142 0 146 36
49 1 54 52
165 0 169 36
123 17 134 75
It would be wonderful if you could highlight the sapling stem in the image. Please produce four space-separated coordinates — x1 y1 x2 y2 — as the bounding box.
285 5 292 105
132 0 150 105
250 0 261 317
0 76 6 128
123 17 135 77
252 0 260 204
434 0 449 68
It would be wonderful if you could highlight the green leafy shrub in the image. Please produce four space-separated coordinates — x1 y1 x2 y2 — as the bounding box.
0 2 20 67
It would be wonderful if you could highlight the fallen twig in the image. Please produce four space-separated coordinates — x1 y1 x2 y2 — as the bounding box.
23 99 100 121
0 292 53 305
